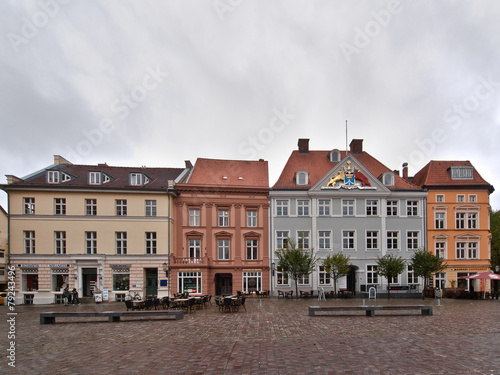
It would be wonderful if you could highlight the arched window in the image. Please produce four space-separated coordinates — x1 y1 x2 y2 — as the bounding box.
329 149 340 162
296 171 308 185
383 172 394 186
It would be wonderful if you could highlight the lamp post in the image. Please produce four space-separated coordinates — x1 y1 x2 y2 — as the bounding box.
162 261 170 297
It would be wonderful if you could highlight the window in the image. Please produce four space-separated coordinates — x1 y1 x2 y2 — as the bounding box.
297 200 310 216
407 231 419 250
407 201 418 216
367 265 378 284
366 200 378 216
276 266 289 285
86 232 97 254
54 231 66 254
116 200 127 216
146 200 157 217
218 209 229 227
189 239 201 259
342 231 355 250
218 239 230 260
247 210 257 227
387 274 400 285
456 212 465 229
435 272 446 289
387 200 398 216
296 171 308 185
329 149 340 162
85 199 97 216
318 200 330 216
24 198 35 214
457 195 465 203
387 231 399 250
366 231 379 250
116 232 127 254
318 266 331 285
407 265 419 284
276 200 288 216
276 231 289 249
436 195 444 203
468 213 477 229
435 212 445 229
178 271 202 294
51 270 69 291
22 272 38 292
297 231 310 249
145 232 157 254
318 231 331 250
468 242 478 259
246 239 258 260
130 173 143 186
243 271 262 293
24 231 35 253
113 269 130 291
342 200 354 216
456 242 466 259
89 171 101 185
297 274 310 286
383 173 394 186
435 242 445 258
451 166 473 179
469 195 477 203
55 198 66 215
47 170 60 183
189 208 200 226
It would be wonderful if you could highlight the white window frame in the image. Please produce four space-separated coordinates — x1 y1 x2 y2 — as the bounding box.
297 231 310 249
145 232 157 254
435 212 445 229
407 231 419 250
436 194 444 203
247 210 257 227
130 173 143 186
318 266 332 286
468 194 477 203
366 200 378 216
342 230 356 251
387 200 398 216
318 231 331 250
387 231 399 250
276 200 289 216
276 231 289 249
407 265 419 284
55 198 66 215
24 231 35 254
85 199 97 216
342 199 354 216
178 271 202 294
406 200 418 216
218 239 230 260
85 231 97 254
89 171 101 185
116 232 127 255
116 200 127 216
435 241 446 259
366 230 379 251
296 171 308 185
366 265 379 284
218 209 229 227
276 266 289 286
189 208 200 226
47 170 60 183
297 200 310 216
243 271 262 293
457 194 465 203
55 231 66 254
318 199 330 216
24 197 35 214
188 238 201 259
146 200 157 217
246 239 258 260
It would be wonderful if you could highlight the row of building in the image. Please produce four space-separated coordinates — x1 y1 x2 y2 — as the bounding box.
0 139 494 304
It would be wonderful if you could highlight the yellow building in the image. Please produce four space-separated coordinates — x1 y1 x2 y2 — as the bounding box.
2 156 190 304
413 161 495 292
0 206 7 291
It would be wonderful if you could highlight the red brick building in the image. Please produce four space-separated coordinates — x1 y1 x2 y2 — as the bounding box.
172 158 270 296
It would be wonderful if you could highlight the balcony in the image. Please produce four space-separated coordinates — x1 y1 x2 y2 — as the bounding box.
171 255 207 265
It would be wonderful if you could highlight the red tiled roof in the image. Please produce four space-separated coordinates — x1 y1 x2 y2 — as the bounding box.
273 150 422 191
186 158 268 187
6 163 186 190
412 160 494 192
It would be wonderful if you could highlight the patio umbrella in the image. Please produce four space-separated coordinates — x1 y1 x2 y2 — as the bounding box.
460 272 500 298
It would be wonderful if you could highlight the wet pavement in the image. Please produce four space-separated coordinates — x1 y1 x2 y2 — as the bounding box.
1 297 499 374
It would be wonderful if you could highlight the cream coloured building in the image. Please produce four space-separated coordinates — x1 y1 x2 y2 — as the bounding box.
0 206 7 291
2 156 190 304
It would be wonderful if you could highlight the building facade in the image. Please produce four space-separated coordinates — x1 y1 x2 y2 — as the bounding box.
173 158 270 296
412 161 494 291
0 206 7 291
2 156 189 304
270 139 427 296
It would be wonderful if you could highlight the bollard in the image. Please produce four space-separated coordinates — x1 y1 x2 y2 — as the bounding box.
259 299 262 308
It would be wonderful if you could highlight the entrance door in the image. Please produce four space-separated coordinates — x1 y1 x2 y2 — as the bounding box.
215 273 233 296
145 268 158 297
82 268 97 297
347 266 358 294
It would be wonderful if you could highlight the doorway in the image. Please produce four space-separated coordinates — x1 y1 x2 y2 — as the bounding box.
145 268 158 297
215 273 233 296
82 268 97 297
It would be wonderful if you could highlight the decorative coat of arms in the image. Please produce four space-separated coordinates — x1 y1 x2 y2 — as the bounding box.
324 161 373 189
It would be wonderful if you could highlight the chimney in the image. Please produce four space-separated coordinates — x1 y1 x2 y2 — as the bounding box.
402 162 408 181
54 155 72 165
185 160 193 169
349 139 363 154
393 170 400 177
298 139 309 154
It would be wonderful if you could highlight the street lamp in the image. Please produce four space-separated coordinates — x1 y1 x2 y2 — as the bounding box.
162 262 170 278
271 262 276 276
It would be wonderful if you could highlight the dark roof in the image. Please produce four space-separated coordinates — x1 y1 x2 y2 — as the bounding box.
412 160 494 192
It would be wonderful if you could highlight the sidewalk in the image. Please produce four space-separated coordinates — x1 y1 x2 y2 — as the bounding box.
1 297 500 374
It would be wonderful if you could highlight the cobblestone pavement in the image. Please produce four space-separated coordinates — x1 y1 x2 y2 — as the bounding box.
1 297 500 374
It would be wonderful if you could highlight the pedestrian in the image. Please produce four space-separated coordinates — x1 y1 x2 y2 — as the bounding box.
72 288 81 305
62 287 71 306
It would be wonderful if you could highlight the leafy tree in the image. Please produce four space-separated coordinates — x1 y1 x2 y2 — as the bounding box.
491 209 500 291
322 253 351 299
376 254 406 300
410 248 447 299
275 238 318 299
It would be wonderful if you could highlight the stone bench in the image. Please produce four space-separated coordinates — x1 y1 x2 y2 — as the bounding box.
308 305 433 317
40 310 184 324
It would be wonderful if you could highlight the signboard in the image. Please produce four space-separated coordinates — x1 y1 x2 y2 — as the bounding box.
435 288 442 299
160 279 168 287
94 293 102 303
369 287 376 300
103 287 109 301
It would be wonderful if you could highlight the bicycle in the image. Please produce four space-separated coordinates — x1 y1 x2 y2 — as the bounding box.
125 290 142 301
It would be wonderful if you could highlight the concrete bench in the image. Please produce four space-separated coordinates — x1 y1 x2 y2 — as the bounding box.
40 310 184 324
308 305 433 317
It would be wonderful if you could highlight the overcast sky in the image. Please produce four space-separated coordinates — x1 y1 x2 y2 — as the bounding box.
1 0 499 210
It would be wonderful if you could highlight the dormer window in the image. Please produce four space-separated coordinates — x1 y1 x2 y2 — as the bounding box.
89 172 101 185
130 172 151 186
450 166 473 180
296 171 308 186
47 171 60 183
382 172 394 186
329 149 340 162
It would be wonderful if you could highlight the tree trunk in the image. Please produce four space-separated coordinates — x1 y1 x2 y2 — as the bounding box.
334 279 337 300
387 281 391 300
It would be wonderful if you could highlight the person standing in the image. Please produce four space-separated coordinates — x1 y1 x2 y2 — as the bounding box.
62 287 71 306
72 288 81 305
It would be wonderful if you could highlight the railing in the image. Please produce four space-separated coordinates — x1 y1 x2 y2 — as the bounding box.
171 256 205 265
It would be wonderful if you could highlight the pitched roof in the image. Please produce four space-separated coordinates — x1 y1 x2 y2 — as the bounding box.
412 160 494 192
273 150 422 191
4 162 186 191
185 158 268 188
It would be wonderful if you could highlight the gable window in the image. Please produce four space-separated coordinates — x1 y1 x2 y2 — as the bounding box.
189 208 200 226
54 231 66 254
366 200 378 216
247 210 257 227
86 232 97 254
276 200 288 216
296 171 308 185
297 200 310 216
218 209 229 227
116 200 127 216
342 230 355 250
407 201 418 216
24 198 35 214
55 198 66 215
47 171 60 183
387 200 398 216
318 199 330 216
86 199 97 216
342 199 354 216
145 232 157 254
89 171 101 185
130 173 143 186
366 231 379 250
246 239 258 260
146 200 157 217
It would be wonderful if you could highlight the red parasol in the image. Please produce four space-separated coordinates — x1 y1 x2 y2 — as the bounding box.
459 271 500 298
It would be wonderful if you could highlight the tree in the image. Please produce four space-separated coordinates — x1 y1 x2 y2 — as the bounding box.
490 209 500 291
322 253 351 299
410 248 447 299
376 254 406 300
275 238 318 299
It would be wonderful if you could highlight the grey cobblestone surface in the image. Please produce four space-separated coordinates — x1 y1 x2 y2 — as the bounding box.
1 298 499 374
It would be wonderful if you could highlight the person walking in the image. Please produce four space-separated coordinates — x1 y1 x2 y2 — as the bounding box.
62 287 71 306
72 288 81 305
